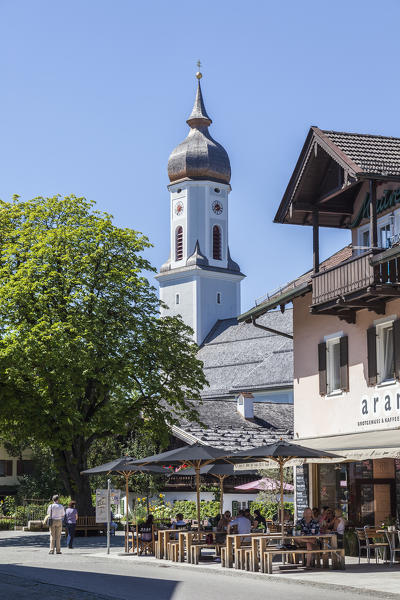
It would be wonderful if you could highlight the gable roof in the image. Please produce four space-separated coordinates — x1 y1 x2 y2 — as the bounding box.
239 245 352 323
197 310 293 399
173 400 293 450
274 126 400 227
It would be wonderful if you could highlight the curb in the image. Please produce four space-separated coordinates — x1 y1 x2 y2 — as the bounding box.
98 553 400 599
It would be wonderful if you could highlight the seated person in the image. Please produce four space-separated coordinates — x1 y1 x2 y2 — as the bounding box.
333 508 346 547
227 510 251 536
320 508 334 532
140 514 154 541
217 511 231 532
312 507 320 522
253 509 266 530
171 513 186 529
244 508 254 526
295 507 320 569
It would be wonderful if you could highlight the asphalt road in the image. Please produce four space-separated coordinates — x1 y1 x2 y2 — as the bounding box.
0 531 384 600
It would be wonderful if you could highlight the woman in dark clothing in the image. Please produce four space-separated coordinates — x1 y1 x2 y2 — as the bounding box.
65 501 78 549
253 509 266 529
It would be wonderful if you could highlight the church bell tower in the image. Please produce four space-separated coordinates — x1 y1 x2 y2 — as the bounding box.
156 70 244 345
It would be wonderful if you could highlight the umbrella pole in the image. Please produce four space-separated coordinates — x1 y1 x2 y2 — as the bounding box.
195 463 201 532
125 474 129 553
219 475 224 516
280 460 284 538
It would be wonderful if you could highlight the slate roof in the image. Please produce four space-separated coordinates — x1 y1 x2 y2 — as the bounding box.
322 130 400 177
197 310 293 399
173 400 293 450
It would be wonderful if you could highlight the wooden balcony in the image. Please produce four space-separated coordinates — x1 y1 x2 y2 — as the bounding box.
310 247 400 322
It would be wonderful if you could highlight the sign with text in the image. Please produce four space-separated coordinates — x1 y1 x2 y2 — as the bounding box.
95 489 108 523
358 389 400 429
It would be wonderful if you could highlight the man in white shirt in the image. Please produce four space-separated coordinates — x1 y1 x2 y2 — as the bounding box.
227 510 251 535
47 494 65 554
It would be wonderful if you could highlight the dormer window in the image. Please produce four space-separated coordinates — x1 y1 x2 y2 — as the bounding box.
175 226 183 261
213 225 222 260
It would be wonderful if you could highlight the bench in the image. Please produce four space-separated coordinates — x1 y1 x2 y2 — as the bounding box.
190 543 225 564
74 516 105 536
262 548 345 573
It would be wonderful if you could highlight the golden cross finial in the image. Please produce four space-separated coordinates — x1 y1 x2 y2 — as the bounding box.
196 59 202 80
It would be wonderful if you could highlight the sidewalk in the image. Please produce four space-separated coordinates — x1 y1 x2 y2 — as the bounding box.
100 551 400 598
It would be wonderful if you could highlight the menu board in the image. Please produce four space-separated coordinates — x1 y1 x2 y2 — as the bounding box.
395 460 400 521
295 465 309 519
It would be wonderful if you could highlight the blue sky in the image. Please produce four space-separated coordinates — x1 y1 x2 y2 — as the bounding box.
1 0 399 311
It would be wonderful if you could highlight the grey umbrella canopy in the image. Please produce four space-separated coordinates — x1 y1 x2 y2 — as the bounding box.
180 463 258 515
231 440 340 535
131 443 234 529
81 458 165 552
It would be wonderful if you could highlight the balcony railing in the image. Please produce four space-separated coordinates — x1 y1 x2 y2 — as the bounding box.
312 248 400 307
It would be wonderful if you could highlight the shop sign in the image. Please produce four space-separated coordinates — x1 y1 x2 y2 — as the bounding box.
351 188 400 228
358 389 400 427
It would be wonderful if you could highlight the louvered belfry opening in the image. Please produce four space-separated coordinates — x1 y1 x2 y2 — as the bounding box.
175 226 183 261
213 225 221 260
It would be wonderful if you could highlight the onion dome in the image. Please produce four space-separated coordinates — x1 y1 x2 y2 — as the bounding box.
168 73 231 185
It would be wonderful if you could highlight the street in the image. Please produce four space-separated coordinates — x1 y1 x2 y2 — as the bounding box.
0 531 393 600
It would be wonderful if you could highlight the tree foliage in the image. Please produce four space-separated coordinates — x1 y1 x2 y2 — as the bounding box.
0 195 206 512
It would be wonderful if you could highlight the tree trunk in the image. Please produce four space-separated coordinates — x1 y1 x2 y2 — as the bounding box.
54 436 94 515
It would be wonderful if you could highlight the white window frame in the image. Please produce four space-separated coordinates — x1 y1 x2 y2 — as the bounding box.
326 336 342 395
376 318 395 385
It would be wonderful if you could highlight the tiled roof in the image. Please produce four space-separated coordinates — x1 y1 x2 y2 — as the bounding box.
173 400 293 450
198 310 293 398
322 130 400 176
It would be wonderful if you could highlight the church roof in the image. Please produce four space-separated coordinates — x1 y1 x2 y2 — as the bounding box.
167 75 231 185
172 401 293 450
198 310 293 399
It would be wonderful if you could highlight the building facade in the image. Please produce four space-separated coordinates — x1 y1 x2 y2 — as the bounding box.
241 127 400 525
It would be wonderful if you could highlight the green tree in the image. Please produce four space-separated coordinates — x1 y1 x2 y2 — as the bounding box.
0 195 206 513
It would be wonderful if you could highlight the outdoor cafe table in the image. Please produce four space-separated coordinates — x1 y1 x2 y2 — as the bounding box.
178 530 227 563
250 533 341 572
157 529 190 559
225 532 268 568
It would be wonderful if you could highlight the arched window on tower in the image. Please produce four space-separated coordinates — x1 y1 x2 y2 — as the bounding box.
175 226 183 261
213 225 222 260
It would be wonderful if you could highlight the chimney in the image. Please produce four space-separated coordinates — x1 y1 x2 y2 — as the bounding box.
236 392 254 421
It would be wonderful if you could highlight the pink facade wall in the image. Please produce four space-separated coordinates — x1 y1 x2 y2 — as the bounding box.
293 294 400 439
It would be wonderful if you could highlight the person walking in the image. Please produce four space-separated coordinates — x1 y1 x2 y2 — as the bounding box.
65 501 78 549
47 494 65 554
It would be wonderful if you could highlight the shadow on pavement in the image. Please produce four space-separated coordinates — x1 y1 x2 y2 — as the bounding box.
0 532 125 550
0 564 179 600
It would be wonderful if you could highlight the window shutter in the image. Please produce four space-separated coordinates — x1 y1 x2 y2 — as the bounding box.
393 319 400 381
367 326 377 386
5 460 13 476
318 341 327 396
340 336 349 392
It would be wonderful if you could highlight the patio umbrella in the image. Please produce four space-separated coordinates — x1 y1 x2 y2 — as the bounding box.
81 458 165 552
131 443 233 530
231 440 339 536
234 477 294 492
182 463 258 515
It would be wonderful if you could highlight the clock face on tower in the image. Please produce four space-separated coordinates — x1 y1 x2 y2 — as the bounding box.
212 200 223 215
175 201 184 216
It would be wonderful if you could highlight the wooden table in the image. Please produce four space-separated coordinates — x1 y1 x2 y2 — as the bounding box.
250 533 341 572
178 530 227 563
225 532 266 568
157 529 189 559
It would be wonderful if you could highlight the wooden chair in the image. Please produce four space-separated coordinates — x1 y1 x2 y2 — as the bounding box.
136 524 155 556
364 527 389 563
